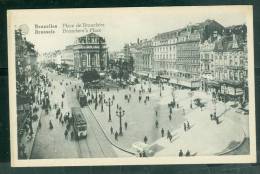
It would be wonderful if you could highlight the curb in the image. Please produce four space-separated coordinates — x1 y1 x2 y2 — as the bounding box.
214 117 246 156
87 106 136 156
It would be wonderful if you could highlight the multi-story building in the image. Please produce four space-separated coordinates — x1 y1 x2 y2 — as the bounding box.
200 24 247 103
200 31 221 91
138 39 153 76
153 31 177 80
61 45 74 70
173 20 224 88
214 32 247 102
73 33 108 77
15 29 38 137
109 51 125 62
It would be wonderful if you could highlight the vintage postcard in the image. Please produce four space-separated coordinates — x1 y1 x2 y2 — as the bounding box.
8 6 256 167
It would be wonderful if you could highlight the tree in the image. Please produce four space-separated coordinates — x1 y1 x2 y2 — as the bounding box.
81 69 100 88
129 56 134 73
61 63 69 73
111 70 118 80
122 71 130 81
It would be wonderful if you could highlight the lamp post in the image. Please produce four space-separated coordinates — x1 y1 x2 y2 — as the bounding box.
116 106 125 136
100 91 104 112
171 87 175 105
189 90 193 109
106 97 113 122
212 97 217 118
159 79 162 97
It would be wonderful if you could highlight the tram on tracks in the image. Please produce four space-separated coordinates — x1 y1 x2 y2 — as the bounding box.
71 107 87 138
76 88 87 107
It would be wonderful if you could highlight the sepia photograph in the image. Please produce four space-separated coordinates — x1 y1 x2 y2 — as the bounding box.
7 6 256 166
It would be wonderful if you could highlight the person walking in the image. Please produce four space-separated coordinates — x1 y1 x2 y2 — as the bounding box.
124 122 128 130
169 133 173 142
167 130 170 139
48 119 53 129
155 120 159 128
185 150 191 156
64 129 68 139
115 131 118 141
184 122 186 132
70 131 74 141
161 128 164 137
110 126 114 134
179 149 183 157
144 136 148 144
187 121 190 130
169 114 172 121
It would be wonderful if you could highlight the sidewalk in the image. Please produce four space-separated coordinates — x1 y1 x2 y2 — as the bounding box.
18 102 43 159
151 105 246 156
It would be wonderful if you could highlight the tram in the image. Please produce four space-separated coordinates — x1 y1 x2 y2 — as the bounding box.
71 107 87 138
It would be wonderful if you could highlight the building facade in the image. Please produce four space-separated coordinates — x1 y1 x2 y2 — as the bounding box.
61 45 74 70
200 24 247 103
153 31 177 80
73 33 108 76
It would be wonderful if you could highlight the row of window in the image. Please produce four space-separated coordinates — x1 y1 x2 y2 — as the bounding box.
154 46 176 52
214 70 244 81
155 54 176 60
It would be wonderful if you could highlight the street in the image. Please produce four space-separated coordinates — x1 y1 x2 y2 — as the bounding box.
27 68 249 158
30 70 118 159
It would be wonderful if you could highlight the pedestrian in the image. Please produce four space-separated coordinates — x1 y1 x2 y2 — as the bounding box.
185 150 191 157
155 110 158 117
64 129 68 139
167 130 170 139
169 133 172 142
124 122 128 130
184 122 186 132
161 128 164 137
144 136 148 144
216 116 220 124
70 131 74 140
169 114 172 121
179 149 183 157
139 96 141 102
187 121 190 130
61 101 63 109
110 126 114 134
59 114 63 123
38 120 41 129
210 114 213 120
49 120 53 130
155 120 159 128
115 131 118 141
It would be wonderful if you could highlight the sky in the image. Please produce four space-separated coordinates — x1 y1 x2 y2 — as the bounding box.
8 6 251 53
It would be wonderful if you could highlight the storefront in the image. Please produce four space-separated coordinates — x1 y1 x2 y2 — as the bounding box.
219 80 243 102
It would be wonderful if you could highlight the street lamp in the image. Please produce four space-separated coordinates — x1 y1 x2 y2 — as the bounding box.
171 87 175 104
116 106 125 136
106 97 113 122
159 80 162 97
212 97 217 118
100 91 104 112
189 90 193 109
